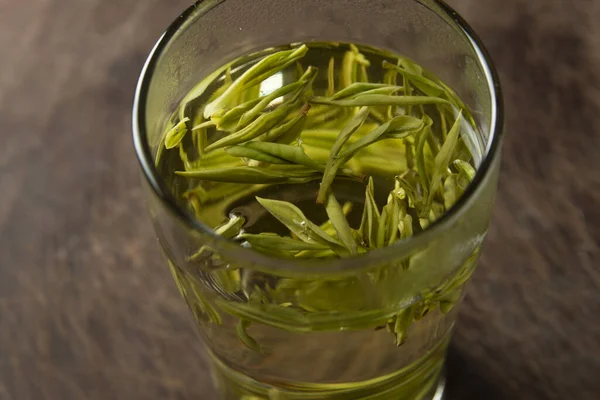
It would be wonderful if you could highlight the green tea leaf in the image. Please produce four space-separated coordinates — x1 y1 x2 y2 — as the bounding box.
217 300 309 332
240 82 261 105
317 107 370 203
438 105 448 141
331 83 402 100
311 94 450 108
320 202 353 236
399 214 413 240
351 44 370 67
191 118 209 157
376 195 401 248
178 143 193 171
405 141 415 170
255 197 347 254
295 61 305 81
376 202 389 249
205 100 301 151
383 66 398 86
427 111 463 206
259 104 309 144
293 249 338 259
358 86 404 97
330 106 371 157
215 214 246 237
428 201 445 224
391 305 415 346
188 215 246 261
226 145 287 165
204 45 308 118
341 115 424 156
382 68 399 119
358 63 369 83
398 57 423 76
176 166 321 184
415 115 433 193
387 196 401 246
236 319 262 352
305 106 350 130
227 142 322 170
453 159 476 181
238 66 317 127
396 171 425 209
327 56 335 96
359 177 381 248
437 80 478 128
318 116 423 202
383 61 445 98
341 48 357 88
164 118 190 149
438 288 462 314
239 233 330 252
213 269 242 293
178 63 236 121
324 192 358 255
210 98 262 132
443 174 460 209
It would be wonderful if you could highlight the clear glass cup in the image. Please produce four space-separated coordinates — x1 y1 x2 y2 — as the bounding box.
132 0 503 399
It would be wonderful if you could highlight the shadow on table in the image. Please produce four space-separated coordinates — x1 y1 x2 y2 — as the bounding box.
444 345 509 400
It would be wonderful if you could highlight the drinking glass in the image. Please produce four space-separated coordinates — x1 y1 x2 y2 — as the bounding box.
133 0 503 398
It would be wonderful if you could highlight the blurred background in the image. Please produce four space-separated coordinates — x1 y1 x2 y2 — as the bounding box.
0 0 598 399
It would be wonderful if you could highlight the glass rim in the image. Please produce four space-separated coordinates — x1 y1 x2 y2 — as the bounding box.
132 0 504 276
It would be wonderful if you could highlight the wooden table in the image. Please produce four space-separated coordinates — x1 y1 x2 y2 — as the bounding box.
1 1 598 399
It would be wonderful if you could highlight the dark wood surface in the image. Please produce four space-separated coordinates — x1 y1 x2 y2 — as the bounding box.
1 0 598 399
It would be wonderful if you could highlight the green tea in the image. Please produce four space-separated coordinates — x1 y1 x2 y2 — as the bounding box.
157 42 484 399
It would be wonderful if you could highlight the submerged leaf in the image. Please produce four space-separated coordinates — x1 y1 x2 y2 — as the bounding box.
399 214 413 240
204 45 309 118
320 202 353 236
176 166 320 184
238 66 317 127
359 177 381 248
427 111 463 206
227 142 321 170
318 116 424 204
260 104 310 144
453 159 476 181
239 233 330 252
255 197 347 254
327 56 335 96
188 215 246 261
416 115 433 194
236 319 262 352
324 192 358 254
164 118 190 149
443 174 460 209
317 107 370 203
210 98 262 131
205 100 302 151
311 94 450 108
383 61 445 98
391 305 415 346
331 83 402 100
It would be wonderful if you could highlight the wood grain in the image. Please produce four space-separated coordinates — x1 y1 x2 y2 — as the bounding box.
0 1 598 399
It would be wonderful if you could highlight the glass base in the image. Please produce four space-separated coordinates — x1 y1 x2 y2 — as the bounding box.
210 342 448 400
